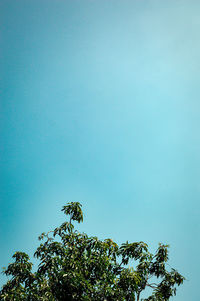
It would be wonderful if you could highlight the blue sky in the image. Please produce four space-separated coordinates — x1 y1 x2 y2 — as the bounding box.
1 0 200 299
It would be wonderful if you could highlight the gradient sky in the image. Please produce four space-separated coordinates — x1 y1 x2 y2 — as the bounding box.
1 0 200 299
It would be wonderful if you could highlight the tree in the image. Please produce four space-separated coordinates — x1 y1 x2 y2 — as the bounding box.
0 202 184 300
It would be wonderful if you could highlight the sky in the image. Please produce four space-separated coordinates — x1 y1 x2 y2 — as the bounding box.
1 0 200 299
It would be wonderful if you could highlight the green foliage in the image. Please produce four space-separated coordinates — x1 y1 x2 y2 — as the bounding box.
0 202 184 300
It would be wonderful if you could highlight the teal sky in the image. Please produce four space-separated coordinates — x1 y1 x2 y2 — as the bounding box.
1 0 200 299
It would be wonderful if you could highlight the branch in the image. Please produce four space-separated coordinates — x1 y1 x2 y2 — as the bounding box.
147 283 158 289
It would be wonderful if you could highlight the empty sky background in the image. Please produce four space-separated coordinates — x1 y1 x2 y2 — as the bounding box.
1 0 200 299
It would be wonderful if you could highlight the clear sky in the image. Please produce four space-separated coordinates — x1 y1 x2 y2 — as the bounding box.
1 0 200 299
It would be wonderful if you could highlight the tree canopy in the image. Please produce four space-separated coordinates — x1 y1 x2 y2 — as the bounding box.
0 202 184 300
